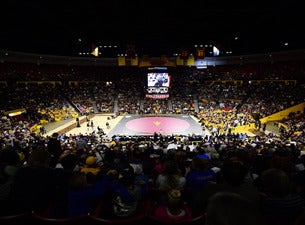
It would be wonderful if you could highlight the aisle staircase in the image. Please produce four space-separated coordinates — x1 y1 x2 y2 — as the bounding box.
193 99 199 113
90 100 99 114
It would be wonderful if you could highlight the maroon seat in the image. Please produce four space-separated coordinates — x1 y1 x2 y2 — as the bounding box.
148 213 204 225
88 199 150 225
0 212 32 225
147 201 205 225
32 212 89 225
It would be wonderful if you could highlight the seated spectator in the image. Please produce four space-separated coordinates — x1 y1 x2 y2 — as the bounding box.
185 156 217 190
52 152 79 217
151 189 192 222
133 164 149 198
100 168 142 218
150 157 163 181
57 152 79 173
67 171 104 217
205 192 262 225
81 155 100 176
11 146 67 214
190 157 260 215
259 168 305 225
112 171 142 218
113 151 135 178
155 159 186 190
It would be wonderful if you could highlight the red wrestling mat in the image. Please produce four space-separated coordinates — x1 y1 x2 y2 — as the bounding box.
107 115 204 136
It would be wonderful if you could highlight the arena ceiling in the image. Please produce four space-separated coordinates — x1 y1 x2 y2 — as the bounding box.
1 0 304 57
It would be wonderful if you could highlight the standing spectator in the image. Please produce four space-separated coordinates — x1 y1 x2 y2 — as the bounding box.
76 135 87 156
47 132 62 168
0 148 21 215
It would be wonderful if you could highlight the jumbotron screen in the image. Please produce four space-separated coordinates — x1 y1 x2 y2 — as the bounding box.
147 72 171 87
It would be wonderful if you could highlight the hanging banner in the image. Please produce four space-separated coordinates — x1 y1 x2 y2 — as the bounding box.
176 56 184 66
187 55 195 66
131 56 138 66
118 56 126 66
196 47 205 59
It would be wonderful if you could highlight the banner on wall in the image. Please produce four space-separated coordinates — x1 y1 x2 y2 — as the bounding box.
176 56 184 66
196 47 205 59
187 55 195 66
118 56 126 66
131 56 139 66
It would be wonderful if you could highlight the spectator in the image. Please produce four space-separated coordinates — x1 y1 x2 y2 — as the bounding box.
155 159 186 190
190 157 260 215
152 189 192 222
80 155 100 176
205 192 262 225
11 146 66 213
47 132 62 168
67 171 104 217
259 168 305 225
185 156 217 190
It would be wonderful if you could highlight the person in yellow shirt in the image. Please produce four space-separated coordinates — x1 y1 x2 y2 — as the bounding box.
80 156 100 176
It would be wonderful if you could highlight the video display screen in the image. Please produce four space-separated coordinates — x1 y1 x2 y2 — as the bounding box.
147 73 171 87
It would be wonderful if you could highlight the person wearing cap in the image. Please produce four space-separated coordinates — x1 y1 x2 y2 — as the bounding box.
81 156 100 176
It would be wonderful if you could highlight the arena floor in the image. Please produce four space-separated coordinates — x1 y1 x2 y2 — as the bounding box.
44 114 208 137
44 113 276 138
106 115 206 137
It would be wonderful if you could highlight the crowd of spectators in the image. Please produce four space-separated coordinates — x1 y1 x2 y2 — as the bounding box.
1 60 305 224
1 125 305 224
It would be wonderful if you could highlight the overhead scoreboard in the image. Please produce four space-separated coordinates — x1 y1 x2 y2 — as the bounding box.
145 67 171 99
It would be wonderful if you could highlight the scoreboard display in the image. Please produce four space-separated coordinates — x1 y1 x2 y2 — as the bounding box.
145 67 171 99
147 73 170 87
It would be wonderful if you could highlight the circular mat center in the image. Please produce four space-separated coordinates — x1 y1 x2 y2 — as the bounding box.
126 117 190 133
